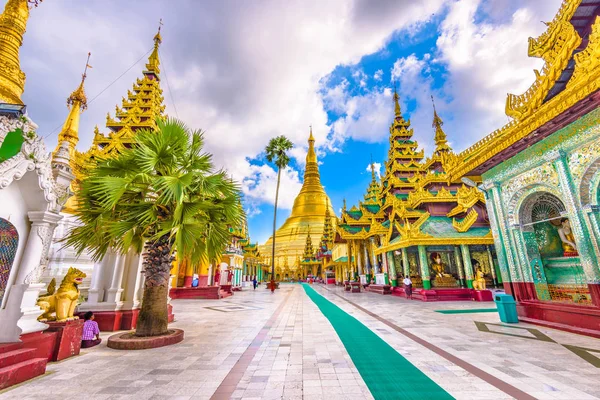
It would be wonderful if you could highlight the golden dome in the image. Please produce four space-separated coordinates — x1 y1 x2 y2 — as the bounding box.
260 129 335 271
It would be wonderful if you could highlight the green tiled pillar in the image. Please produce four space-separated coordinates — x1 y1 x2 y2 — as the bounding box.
460 244 474 289
418 245 431 289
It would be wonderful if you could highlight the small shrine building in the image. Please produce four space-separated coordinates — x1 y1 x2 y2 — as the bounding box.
447 0 600 335
337 91 498 300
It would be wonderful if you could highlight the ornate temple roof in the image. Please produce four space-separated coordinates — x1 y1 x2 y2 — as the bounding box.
339 88 492 253
448 0 600 178
64 26 167 213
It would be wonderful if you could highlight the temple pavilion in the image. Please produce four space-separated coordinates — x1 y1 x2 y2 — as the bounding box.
337 91 499 300
446 0 600 336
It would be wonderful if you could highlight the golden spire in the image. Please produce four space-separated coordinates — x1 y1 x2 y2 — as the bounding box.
303 125 320 187
303 227 314 259
0 0 34 105
393 85 401 118
431 95 451 155
145 19 162 76
53 53 91 159
370 154 377 183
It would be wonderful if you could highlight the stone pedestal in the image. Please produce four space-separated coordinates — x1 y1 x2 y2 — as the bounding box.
473 290 494 302
45 319 84 361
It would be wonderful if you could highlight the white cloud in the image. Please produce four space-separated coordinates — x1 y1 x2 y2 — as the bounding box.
365 162 382 179
434 0 563 150
328 85 393 147
20 0 447 215
373 69 383 81
242 164 303 211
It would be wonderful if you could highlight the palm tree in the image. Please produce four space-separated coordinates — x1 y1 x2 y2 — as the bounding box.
264 135 293 293
66 118 243 336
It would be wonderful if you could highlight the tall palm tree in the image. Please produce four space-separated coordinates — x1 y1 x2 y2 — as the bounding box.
66 118 243 336
264 136 293 293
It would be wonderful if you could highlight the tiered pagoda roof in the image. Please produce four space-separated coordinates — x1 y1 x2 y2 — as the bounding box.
65 27 166 213
338 90 494 254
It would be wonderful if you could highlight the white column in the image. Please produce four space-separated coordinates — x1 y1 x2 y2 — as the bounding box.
133 257 145 309
0 211 62 342
121 252 143 310
103 252 126 308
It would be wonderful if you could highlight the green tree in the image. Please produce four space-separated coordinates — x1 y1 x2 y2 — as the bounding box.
66 118 243 336
264 135 294 292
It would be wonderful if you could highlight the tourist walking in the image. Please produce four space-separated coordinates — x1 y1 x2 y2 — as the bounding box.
253 278 257 290
403 275 413 300
81 311 101 348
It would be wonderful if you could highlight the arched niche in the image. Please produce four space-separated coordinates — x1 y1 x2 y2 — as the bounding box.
0 218 19 308
579 156 600 207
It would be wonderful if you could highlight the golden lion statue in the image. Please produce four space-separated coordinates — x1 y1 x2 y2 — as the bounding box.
37 267 86 322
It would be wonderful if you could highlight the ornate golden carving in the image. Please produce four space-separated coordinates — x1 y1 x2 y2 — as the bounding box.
0 0 30 104
569 16 600 89
452 208 478 233
505 0 581 121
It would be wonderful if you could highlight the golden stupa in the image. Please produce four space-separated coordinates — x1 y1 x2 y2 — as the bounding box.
260 129 336 270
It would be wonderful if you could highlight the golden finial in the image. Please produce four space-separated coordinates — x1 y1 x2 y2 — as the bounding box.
0 0 40 104
343 198 347 212
431 95 451 155
370 154 377 182
393 84 401 118
145 19 163 74
53 52 92 159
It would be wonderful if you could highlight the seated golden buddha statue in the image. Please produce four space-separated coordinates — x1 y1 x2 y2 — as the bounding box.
430 252 457 287
558 218 578 257
471 259 486 291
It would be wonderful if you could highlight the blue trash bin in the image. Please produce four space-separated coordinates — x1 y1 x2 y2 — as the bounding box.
494 293 519 323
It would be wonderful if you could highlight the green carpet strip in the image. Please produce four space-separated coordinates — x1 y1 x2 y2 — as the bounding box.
435 308 497 314
301 284 453 400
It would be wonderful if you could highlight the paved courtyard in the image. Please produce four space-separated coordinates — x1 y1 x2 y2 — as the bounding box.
2 284 600 400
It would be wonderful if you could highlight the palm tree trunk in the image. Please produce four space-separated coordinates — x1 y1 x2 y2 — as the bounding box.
136 235 173 337
271 167 282 292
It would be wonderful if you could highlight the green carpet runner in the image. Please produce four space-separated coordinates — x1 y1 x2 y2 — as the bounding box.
435 308 497 314
302 284 454 400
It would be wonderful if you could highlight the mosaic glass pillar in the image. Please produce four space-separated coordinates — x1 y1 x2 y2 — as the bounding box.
583 205 600 264
460 244 474 289
454 246 466 288
548 150 600 285
418 245 431 289
482 181 517 284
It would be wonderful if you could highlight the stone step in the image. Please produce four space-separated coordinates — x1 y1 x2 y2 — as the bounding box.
0 348 37 369
0 357 47 390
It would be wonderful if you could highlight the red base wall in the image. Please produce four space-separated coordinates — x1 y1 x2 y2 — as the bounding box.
170 286 221 299
517 300 600 338
391 287 492 302
77 309 140 332
198 275 209 287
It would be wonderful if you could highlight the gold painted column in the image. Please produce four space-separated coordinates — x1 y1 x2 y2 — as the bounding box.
401 248 410 278
418 245 431 290
486 245 498 286
454 246 466 288
460 244 474 289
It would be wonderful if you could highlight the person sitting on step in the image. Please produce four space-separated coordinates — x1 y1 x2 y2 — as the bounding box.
81 311 102 349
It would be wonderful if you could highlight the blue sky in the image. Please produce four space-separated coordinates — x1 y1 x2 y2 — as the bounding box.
15 0 561 245
242 0 561 244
